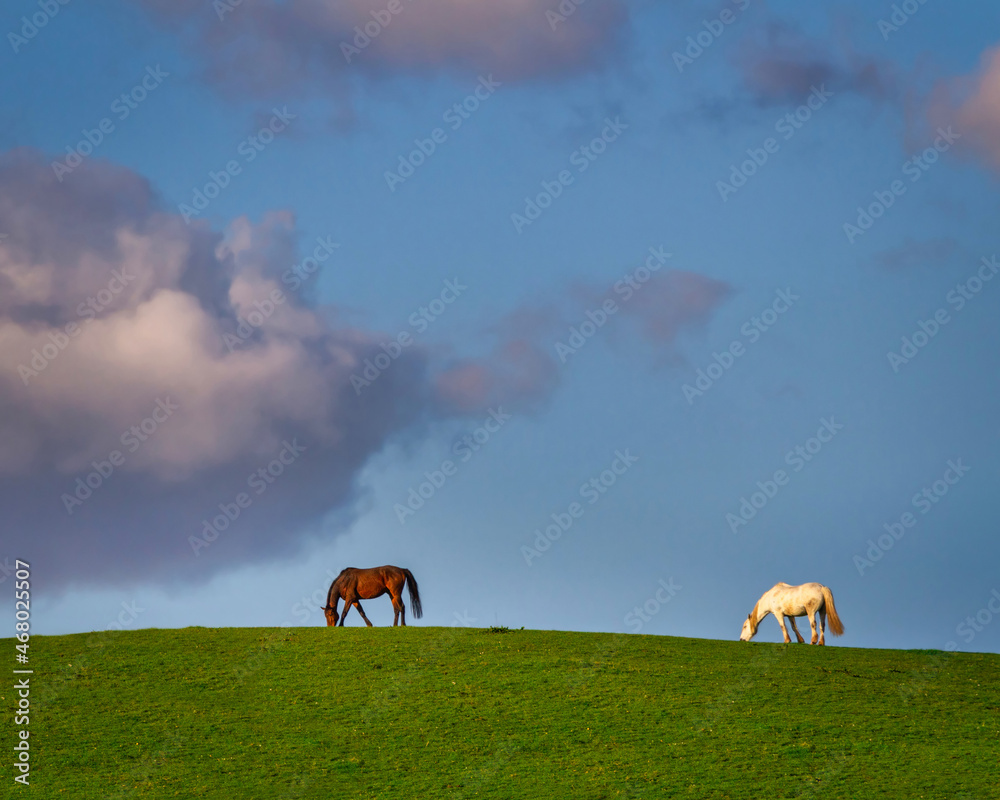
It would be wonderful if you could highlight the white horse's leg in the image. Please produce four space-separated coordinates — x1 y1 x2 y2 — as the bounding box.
818 609 827 645
776 614 792 643
807 611 819 644
788 617 806 644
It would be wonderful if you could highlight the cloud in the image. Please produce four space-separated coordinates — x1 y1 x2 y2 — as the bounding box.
434 307 563 413
732 21 898 108
677 17 900 129
611 269 733 350
874 237 960 271
0 151 729 593
435 269 733 408
137 0 630 101
925 45 1000 171
0 149 447 590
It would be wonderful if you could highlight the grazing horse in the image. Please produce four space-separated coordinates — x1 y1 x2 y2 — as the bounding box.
322 565 422 627
740 582 844 645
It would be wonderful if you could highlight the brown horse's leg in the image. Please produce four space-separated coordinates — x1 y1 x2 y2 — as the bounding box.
354 601 374 627
338 596 352 626
390 593 405 626
788 617 806 644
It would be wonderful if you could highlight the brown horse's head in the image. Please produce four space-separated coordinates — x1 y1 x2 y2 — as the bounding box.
323 605 338 627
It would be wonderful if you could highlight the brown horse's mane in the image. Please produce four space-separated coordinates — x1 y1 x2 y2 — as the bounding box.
326 568 352 608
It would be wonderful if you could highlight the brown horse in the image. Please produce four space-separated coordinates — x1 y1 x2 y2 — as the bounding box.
322 565 422 627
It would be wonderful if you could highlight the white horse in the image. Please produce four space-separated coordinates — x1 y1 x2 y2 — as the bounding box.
740 582 844 645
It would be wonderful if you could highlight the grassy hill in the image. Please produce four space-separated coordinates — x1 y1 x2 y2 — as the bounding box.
2 627 998 799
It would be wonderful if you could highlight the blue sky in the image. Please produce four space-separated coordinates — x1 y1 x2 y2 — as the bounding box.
2 0 999 653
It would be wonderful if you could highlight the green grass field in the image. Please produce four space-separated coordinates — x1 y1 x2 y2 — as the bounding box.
2 627 998 799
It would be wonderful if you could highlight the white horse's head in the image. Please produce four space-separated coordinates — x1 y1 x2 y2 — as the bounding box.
739 614 756 641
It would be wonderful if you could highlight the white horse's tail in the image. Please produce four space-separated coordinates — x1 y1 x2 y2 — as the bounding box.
822 586 844 635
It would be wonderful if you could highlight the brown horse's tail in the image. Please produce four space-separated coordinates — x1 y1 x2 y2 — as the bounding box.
822 586 844 636
403 569 422 619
